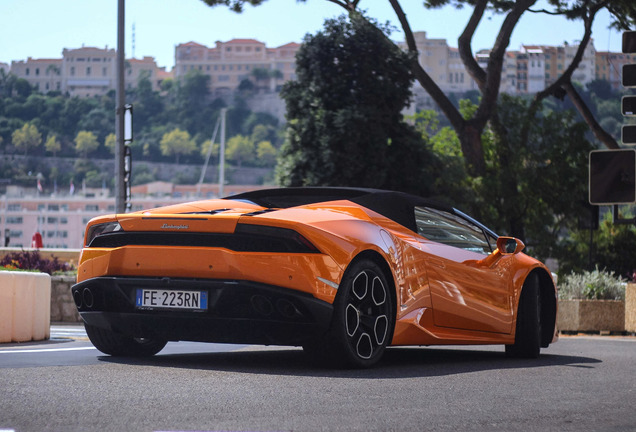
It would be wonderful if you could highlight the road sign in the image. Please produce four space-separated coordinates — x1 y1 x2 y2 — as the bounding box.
624 64 636 88
589 149 636 205
623 125 636 145
622 96 636 116
622 32 636 146
623 31 636 53
623 32 636 87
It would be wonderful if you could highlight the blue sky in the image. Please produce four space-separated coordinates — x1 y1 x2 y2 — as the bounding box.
0 0 624 70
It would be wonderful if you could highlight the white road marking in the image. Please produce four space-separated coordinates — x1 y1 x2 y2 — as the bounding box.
0 346 96 354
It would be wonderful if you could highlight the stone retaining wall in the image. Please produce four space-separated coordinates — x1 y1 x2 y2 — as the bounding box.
50 275 81 322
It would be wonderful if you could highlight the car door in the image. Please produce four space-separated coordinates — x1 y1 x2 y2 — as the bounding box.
414 206 514 334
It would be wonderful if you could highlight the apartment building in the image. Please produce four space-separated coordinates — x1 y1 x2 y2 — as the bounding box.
519 46 547 93
174 39 300 97
476 40 597 95
596 50 636 91
568 42 596 84
402 32 478 95
10 46 170 97
0 183 266 249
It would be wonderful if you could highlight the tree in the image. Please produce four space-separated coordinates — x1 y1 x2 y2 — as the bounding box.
174 70 214 136
256 141 277 167
104 133 116 155
160 128 197 164
558 211 636 278
225 135 255 167
0 69 17 97
12 122 42 156
250 68 271 91
74 130 99 158
200 0 636 175
276 13 436 193
44 134 61 157
200 0 264 11
518 1 635 152
477 95 593 248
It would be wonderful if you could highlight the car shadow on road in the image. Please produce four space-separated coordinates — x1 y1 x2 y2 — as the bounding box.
98 345 601 379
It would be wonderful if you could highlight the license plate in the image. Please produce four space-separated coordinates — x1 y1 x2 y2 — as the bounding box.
136 289 208 311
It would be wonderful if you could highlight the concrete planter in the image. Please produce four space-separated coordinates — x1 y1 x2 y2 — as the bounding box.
0 271 51 343
557 299 625 332
626 283 636 333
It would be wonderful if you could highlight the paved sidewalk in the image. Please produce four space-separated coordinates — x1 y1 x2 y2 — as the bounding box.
50 323 87 340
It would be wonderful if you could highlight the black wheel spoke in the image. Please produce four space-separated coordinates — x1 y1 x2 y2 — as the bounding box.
345 269 390 361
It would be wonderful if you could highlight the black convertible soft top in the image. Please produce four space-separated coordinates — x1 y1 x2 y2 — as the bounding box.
227 187 455 234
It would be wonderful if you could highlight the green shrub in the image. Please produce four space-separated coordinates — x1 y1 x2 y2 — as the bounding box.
558 267 626 301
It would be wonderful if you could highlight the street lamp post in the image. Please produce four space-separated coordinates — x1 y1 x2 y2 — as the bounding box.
115 0 126 213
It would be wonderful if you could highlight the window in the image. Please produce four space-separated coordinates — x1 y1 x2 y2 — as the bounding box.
71 67 75 76
7 217 23 224
86 67 91 76
414 207 493 255
8 204 21 211
85 204 99 211
47 217 58 224
48 204 59 211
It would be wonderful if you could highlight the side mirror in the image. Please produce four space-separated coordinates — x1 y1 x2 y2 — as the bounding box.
497 236 525 255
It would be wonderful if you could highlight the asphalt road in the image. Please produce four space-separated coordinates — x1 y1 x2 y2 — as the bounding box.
0 327 635 432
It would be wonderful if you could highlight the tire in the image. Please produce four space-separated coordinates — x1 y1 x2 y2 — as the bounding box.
506 276 541 359
304 259 394 368
85 324 167 357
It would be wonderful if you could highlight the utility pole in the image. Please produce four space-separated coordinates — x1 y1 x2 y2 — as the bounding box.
219 108 227 198
115 0 126 213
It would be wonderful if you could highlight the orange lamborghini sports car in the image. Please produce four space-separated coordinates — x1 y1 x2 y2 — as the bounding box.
72 187 558 368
